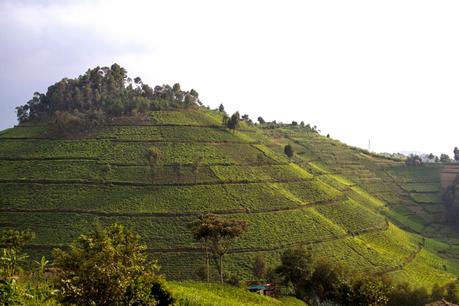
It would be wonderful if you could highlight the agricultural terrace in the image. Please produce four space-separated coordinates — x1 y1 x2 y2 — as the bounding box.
0 108 457 288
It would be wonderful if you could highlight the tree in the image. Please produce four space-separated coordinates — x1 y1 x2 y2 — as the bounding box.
252 253 267 280
53 223 167 305
218 104 225 112
172 163 183 182
190 215 213 283
192 157 203 184
275 246 314 299
440 154 451 163
146 146 161 181
0 229 35 277
257 116 265 125
284 144 294 159
226 112 241 132
222 114 229 127
190 214 247 284
348 277 391 306
172 83 181 93
184 93 196 107
227 112 240 132
454 147 459 161
308 260 346 301
405 154 423 166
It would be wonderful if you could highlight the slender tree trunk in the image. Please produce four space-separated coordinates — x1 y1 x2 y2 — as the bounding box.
205 245 209 283
219 255 224 284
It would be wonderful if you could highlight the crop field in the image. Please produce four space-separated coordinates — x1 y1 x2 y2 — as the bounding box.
401 182 441 193
149 110 222 125
169 281 294 306
210 164 313 182
389 249 456 289
99 125 245 142
358 224 419 267
0 208 351 251
0 108 458 288
0 182 309 213
0 126 47 138
409 192 441 204
315 199 386 233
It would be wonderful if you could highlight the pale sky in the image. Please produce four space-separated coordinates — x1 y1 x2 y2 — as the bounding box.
1 0 458 156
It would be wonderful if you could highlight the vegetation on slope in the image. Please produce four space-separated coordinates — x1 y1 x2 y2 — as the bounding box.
1 64 458 298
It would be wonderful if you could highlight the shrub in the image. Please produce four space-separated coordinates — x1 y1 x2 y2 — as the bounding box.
53 223 167 305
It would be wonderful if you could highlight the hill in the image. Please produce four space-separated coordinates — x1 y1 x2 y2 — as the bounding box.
1 65 459 290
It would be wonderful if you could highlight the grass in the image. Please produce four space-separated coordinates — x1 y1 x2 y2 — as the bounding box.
149 109 222 125
170 281 306 306
0 106 457 289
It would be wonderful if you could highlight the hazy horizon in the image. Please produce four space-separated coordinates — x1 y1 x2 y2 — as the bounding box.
1 0 458 157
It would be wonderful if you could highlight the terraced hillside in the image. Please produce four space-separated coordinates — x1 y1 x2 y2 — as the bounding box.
262 126 459 287
0 108 458 288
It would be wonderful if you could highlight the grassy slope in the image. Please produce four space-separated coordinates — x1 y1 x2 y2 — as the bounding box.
0 107 457 289
262 126 459 288
169 281 307 306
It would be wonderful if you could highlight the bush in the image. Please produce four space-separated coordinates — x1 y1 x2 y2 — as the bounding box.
53 223 165 305
0 279 20 306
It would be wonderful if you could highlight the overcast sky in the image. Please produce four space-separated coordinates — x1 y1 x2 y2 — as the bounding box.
1 0 458 156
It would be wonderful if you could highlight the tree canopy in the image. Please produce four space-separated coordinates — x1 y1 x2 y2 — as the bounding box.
15 64 200 130
53 223 168 305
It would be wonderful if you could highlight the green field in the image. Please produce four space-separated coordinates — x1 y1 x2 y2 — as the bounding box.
0 107 457 289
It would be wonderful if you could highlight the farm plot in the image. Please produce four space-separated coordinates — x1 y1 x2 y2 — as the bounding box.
0 182 301 213
315 199 386 233
389 249 457 289
410 192 441 204
252 144 290 164
0 160 103 181
234 208 346 249
276 181 342 204
401 182 441 193
387 167 441 183
109 164 219 184
359 224 418 267
150 110 221 125
0 212 195 249
0 139 108 159
98 126 163 140
210 164 313 182
0 126 47 138
312 236 391 275
159 126 242 142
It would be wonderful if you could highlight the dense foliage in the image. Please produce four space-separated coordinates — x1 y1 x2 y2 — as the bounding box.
443 175 459 227
15 64 200 132
272 247 459 306
53 223 170 305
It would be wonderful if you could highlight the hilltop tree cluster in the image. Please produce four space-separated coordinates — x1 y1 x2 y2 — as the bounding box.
15 64 200 133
